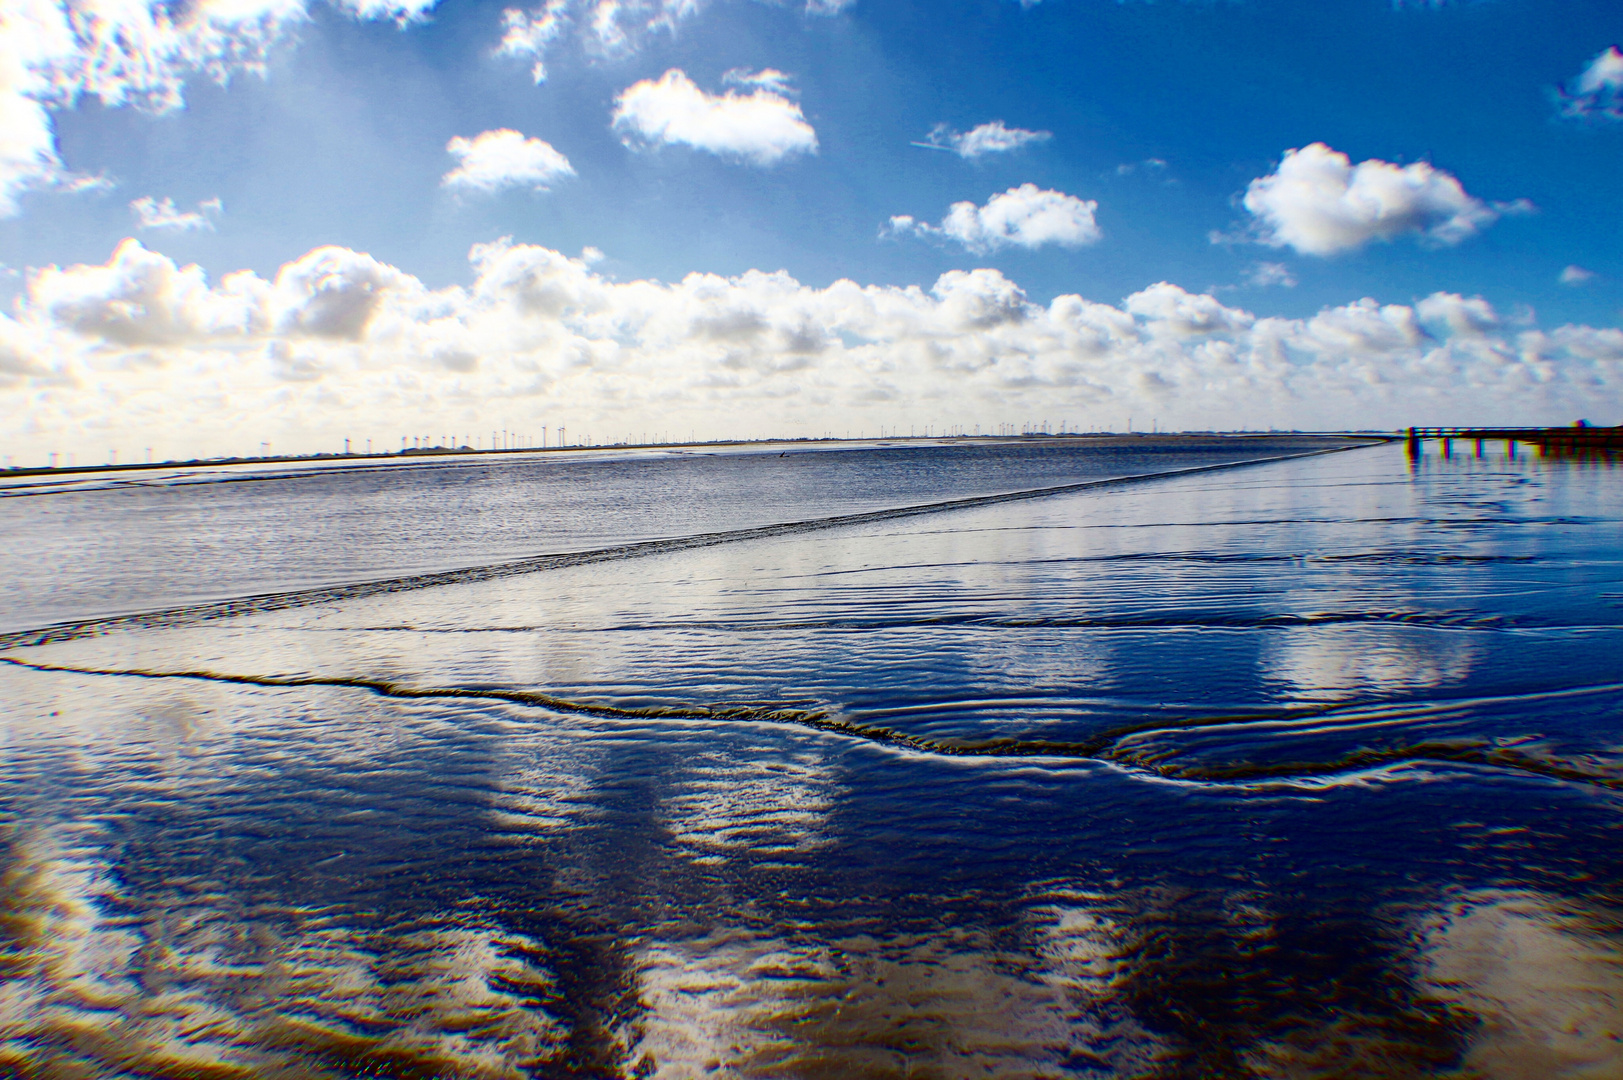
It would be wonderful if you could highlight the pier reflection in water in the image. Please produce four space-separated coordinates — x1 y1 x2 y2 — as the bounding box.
2 440 1621 1078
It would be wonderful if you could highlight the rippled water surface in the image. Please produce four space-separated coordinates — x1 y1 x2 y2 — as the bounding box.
3 437 1621 1079
0 437 1337 633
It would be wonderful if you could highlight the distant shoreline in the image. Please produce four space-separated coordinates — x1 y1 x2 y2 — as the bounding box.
0 431 1394 481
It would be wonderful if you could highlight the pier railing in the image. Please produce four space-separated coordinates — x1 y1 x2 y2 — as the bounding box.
1405 425 1623 460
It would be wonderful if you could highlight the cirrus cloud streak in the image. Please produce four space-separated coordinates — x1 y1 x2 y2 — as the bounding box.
1557 46 1623 122
130 195 222 231
496 0 850 83
914 121 1052 159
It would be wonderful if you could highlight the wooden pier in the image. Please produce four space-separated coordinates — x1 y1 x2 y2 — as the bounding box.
1405 424 1623 461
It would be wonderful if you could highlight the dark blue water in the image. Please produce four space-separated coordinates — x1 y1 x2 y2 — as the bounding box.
1 437 1619 1078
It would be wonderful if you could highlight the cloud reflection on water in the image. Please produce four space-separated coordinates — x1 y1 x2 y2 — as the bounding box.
2 443 1622 1078
1262 625 1479 703
629 919 1163 1078
1424 890 1623 1080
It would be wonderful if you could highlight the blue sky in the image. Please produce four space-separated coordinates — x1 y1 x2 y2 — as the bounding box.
2 0 1621 459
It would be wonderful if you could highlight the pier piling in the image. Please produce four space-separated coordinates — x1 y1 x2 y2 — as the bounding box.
1404 424 1621 462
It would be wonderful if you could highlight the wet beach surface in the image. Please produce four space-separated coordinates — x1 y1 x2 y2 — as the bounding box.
0 436 1343 635
2 437 1621 1078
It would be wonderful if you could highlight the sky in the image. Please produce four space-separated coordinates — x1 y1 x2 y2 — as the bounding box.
1 0 1621 462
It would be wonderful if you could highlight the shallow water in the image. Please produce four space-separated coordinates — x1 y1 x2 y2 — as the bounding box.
0 436 1336 634
2 438 1620 1079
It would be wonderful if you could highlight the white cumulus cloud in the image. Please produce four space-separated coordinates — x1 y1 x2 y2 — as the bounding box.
888 184 1101 253
1557 46 1623 122
442 129 575 193
1560 265 1595 286
4 237 1623 460
1416 291 1499 338
1236 143 1529 256
915 121 1052 159
130 195 222 231
0 0 439 219
611 69 817 166
1125 282 1254 336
